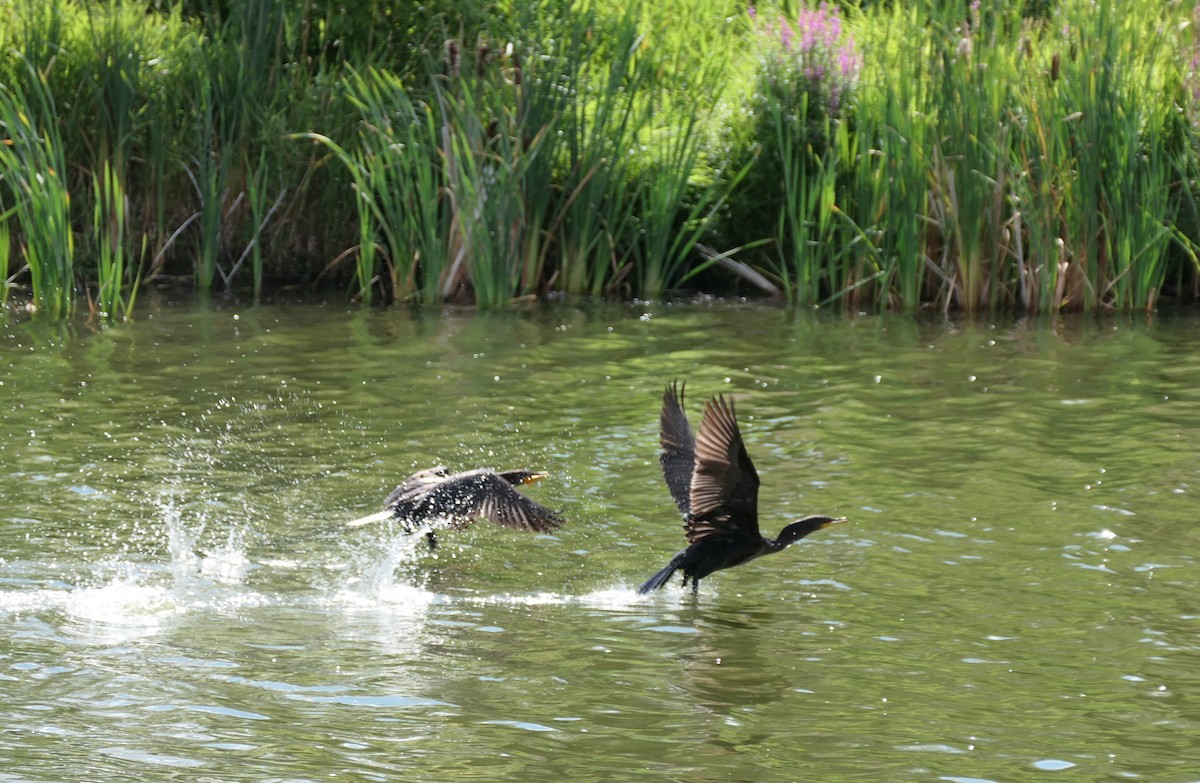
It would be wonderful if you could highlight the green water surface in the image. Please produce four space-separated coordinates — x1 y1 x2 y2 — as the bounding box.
2 303 1198 781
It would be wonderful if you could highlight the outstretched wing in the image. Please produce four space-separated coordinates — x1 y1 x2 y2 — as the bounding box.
387 471 564 533
348 466 452 527
685 394 761 544
384 465 451 507
659 381 695 518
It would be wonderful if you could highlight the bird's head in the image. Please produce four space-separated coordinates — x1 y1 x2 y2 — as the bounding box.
498 470 549 486
777 514 847 546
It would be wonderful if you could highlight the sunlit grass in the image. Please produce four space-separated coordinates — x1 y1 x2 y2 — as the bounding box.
0 60 75 318
735 0 1200 312
305 7 743 307
1 0 1199 315
91 159 143 320
0 221 10 306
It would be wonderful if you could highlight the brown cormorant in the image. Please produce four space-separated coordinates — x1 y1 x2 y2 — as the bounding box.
348 466 564 548
638 382 846 594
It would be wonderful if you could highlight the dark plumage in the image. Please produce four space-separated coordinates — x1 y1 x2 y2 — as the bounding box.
638 382 846 594
348 466 564 548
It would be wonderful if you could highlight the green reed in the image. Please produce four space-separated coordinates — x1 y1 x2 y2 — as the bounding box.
1001 0 1188 311
848 2 931 310
191 2 280 292
0 62 75 318
737 0 1196 312
929 23 1017 311
306 67 448 303
853 97 929 310
311 6 740 306
632 112 741 298
1009 90 1066 312
556 19 648 296
312 52 545 306
1043 6 1118 310
1109 139 1174 311
434 40 570 307
91 158 142 319
86 5 141 191
769 97 833 303
738 2 864 305
754 96 856 306
235 153 268 302
191 80 224 293
0 220 10 305
1 0 1197 315
295 130 382 303
820 119 886 307
629 13 745 298
4 0 207 306
83 4 147 320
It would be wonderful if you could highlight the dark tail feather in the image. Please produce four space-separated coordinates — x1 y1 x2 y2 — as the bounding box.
637 552 686 594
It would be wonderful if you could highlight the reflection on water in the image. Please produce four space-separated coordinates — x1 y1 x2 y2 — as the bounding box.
4 304 1200 780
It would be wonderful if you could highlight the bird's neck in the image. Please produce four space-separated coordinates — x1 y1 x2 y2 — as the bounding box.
771 523 819 550
764 535 789 553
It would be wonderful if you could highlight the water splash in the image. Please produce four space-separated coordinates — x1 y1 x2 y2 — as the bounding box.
467 585 664 610
58 497 265 642
199 527 251 585
160 496 203 581
575 586 654 609
65 571 181 632
336 525 436 607
157 494 253 589
321 528 439 657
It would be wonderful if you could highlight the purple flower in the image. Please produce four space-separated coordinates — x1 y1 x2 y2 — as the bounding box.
754 1 861 116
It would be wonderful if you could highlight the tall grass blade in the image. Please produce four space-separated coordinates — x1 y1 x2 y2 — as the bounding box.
92 159 133 319
0 59 75 317
0 220 10 305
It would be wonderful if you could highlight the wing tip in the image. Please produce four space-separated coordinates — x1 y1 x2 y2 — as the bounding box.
664 379 686 408
706 392 735 417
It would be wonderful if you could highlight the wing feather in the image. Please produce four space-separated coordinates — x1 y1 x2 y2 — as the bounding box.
386 470 563 533
685 394 760 544
384 465 451 506
659 381 695 518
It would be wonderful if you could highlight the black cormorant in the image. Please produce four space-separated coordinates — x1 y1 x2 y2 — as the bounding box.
638 382 846 594
348 466 564 548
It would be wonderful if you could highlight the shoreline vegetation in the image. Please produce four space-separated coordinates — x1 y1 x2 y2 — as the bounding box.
2 0 1200 319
